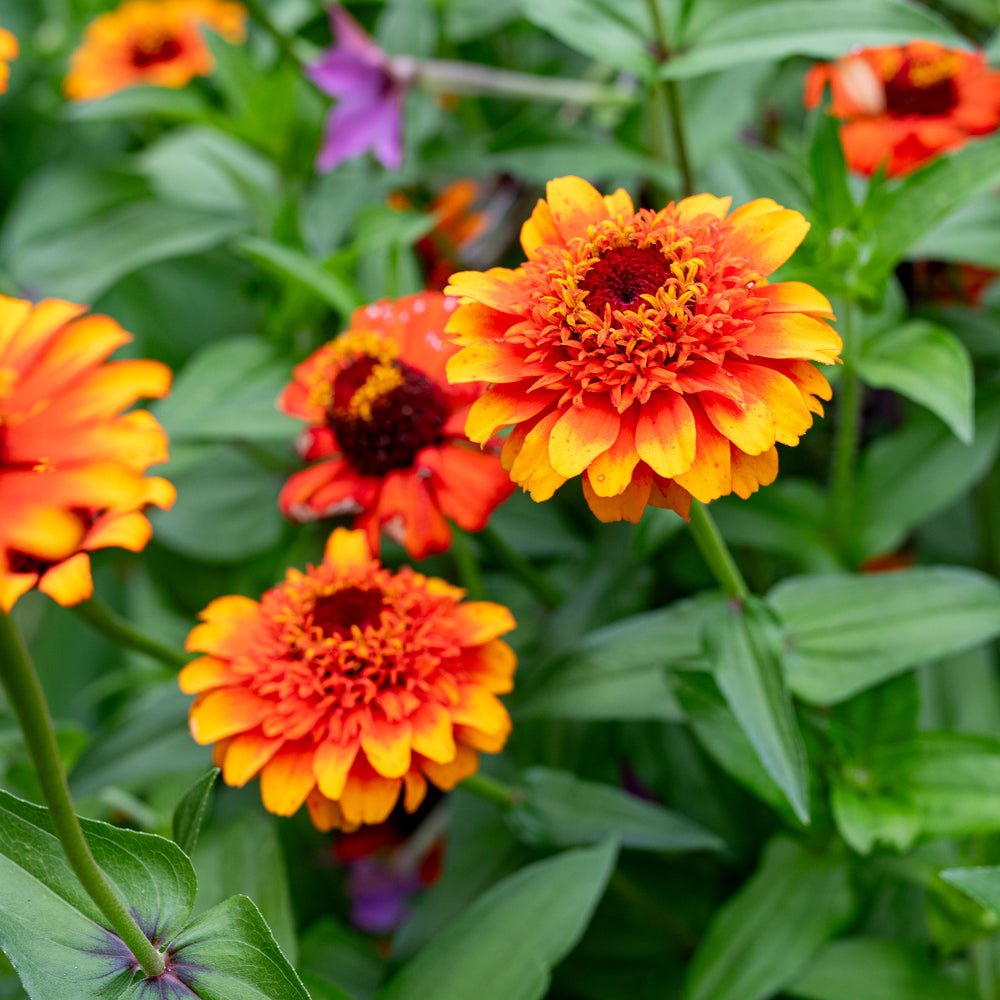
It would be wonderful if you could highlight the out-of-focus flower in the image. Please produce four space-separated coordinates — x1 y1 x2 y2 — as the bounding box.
278 291 514 560
0 23 18 94
389 181 490 291
907 260 998 306
308 5 410 172
804 41 1000 176
64 0 246 102
0 295 175 611
445 176 841 523
180 527 517 831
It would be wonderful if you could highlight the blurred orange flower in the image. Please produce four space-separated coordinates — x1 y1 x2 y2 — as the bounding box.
181 527 517 832
805 41 1000 176
445 176 840 523
64 0 246 101
0 23 17 93
279 292 514 559
0 296 175 611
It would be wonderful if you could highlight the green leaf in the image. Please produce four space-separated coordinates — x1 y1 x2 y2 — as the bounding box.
770 567 1000 704
520 593 721 721
909 193 1000 271
788 937 978 1000
507 768 724 852
171 768 219 856
682 837 853 1000
376 841 617 1000
851 393 1000 558
237 236 364 317
940 867 1000 916
857 320 974 442
808 112 854 234
64 85 211 123
488 142 677 190
829 779 920 854
661 0 965 79
151 336 298 444
702 597 810 822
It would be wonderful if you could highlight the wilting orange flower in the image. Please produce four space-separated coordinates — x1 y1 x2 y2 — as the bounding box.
0 23 17 94
805 41 1000 176
64 0 246 101
180 527 516 832
0 295 175 611
444 176 841 523
279 292 514 559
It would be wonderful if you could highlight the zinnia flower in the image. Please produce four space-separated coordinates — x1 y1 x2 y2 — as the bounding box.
804 41 1000 176
445 176 841 523
180 527 517 832
0 23 17 94
278 291 514 559
307 4 409 172
0 295 175 611
64 0 246 102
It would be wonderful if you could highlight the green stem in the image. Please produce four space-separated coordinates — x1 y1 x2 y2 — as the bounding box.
480 525 564 610
687 502 750 601
242 0 309 69
459 771 523 809
73 598 188 670
972 937 997 1000
450 530 485 601
827 366 862 561
664 79 695 197
0 610 165 978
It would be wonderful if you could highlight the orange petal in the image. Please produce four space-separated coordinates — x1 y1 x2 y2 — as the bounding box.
769 359 833 415
451 601 517 645
649 477 692 520
223 731 283 786
582 463 652 523
361 717 413 779
585 408 640 498
444 301 516 345
314 739 359 800
339 769 402 826
3 504 84 562
758 281 835 320
545 176 612 242
445 267 526 314
306 789 344 832
724 199 811 276
376 469 452 559
422 743 479 791
548 398 621 479
178 656 241 694
465 385 557 443
508 410 568 501
452 686 511 738
603 187 635 218
700 383 776 456
520 198 565 258
260 744 317 816
674 194 732 224
410 702 457 764
422 445 515 533
634 392 697 479
188 688 273 745
455 723 509 754
0 573 39 614
37 553 93 607
741 313 842 364
323 527 373 571
403 770 428 813
465 639 517 694
673 409 732 504
82 511 152 553
446 340 533 384
726 361 812 446
731 445 779 500
0 297 85 371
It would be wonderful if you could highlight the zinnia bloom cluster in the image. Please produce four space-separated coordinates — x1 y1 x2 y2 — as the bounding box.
0 22 17 93
278 291 514 560
180 527 517 831
804 41 1000 176
64 0 246 101
445 176 841 522
0 295 175 611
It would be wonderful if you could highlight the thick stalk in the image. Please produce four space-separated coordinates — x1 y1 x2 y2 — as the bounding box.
73 598 188 670
0 609 165 977
687 502 750 601
460 771 523 809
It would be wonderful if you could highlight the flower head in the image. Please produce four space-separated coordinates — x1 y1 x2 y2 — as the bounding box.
445 176 841 522
804 41 1000 176
308 5 409 171
180 527 517 832
0 295 175 611
279 291 514 559
64 0 246 102
0 23 18 94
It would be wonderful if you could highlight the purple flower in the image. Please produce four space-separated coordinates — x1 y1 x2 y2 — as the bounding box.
346 857 422 934
308 5 408 172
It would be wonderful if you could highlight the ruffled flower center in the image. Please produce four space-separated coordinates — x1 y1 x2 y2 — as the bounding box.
241 564 463 743
519 210 767 409
884 53 960 117
130 33 183 68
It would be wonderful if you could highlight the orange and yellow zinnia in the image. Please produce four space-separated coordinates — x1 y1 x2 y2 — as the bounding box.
805 41 1000 176
180 527 517 832
0 23 17 94
64 0 246 101
444 176 841 523
0 295 175 611
279 291 514 560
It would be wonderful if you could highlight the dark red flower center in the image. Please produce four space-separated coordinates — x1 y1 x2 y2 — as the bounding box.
328 360 449 477
131 36 183 69
7 550 49 576
580 246 673 315
885 64 959 117
311 586 387 638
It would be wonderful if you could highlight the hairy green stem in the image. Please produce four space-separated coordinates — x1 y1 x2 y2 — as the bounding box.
0 609 165 978
687 502 750 601
480 525 564 610
460 771 523 809
73 598 188 670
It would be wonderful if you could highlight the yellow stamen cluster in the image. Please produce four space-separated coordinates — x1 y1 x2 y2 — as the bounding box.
303 331 400 412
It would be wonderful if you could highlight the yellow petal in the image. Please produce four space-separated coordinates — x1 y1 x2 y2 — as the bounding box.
360 718 413 779
410 702 457 764
547 399 621 479
259 745 316 816
314 739 359 801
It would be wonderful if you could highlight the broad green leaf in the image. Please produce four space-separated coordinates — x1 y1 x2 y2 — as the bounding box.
661 0 965 79
940 867 1000 916
808 112 854 234
770 567 1000 704
376 841 617 1000
238 236 364 317
64 85 211 123
171 768 219 856
909 193 1000 271
520 593 721 721
856 321 974 442
298 918 385 1000
851 394 1000 558
151 337 298 444
829 779 920 854
788 937 977 1000
299 973 358 1000
508 768 724 852
703 597 810 822
682 837 853 1000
